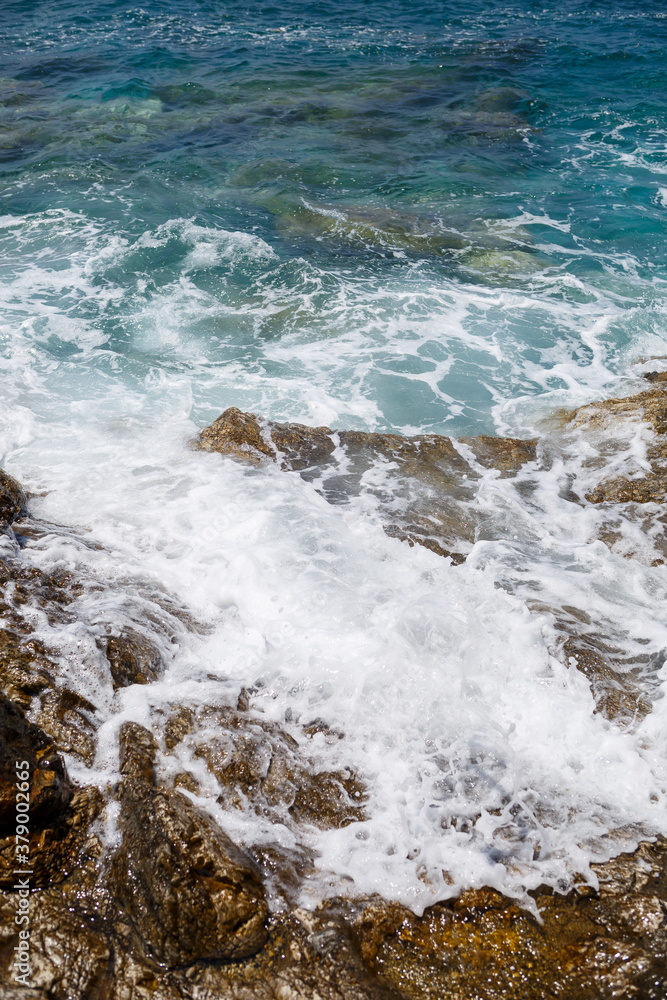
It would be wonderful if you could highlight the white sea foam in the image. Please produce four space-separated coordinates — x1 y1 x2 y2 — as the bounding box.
1 209 667 913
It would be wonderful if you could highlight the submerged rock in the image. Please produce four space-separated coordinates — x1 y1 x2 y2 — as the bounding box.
266 196 467 257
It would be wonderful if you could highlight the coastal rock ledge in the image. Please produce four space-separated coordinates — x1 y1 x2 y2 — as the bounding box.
1 379 667 996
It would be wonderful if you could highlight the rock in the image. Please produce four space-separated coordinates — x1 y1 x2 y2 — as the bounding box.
528 601 656 725
350 838 667 1000
0 693 72 833
196 407 537 563
99 627 163 689
0 785 103 889
0 476 195 771
163 703 368 831
0 622 56 711
569 385 667 504
3 838 667 1000
34 687 98 765
164 704 195 750
0 470 27 525
561 632 652 723
2 420 667 997
197 406 335 468
112 721 269 966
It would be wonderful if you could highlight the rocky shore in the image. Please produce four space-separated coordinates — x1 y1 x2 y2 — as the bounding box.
2 378 667 998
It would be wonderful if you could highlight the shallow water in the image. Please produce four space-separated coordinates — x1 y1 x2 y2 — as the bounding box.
1 0 667 912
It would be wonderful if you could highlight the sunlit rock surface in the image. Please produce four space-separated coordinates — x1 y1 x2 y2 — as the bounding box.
113 721 269 965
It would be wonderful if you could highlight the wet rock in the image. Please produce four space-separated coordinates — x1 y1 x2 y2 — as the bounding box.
164 703 368 832
529 602 659 725
0 470 27 525
290 769 367 830
0 537 85 714
350 838 667 1000
1 429 667 997
197 405 335 468
112 721 269 966
587 472 667 505
197 406 276 463
34 688 98 765
0 476 198 777
3 838 667 1000
99 627 163 689
164 704 195 750
159 702 368 909
196 407 537 563
569 385 667 504
0 622 56 710
0 693 72 833
0 785 103 889
192 907 404 1000
561 633 653 723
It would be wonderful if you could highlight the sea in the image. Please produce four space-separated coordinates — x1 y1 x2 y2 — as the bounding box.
1 0 667 914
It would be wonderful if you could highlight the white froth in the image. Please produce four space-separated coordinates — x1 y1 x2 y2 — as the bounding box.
1 208 667 912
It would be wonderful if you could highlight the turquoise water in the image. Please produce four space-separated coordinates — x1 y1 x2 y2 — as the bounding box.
2 1 667 434
2 2 667 910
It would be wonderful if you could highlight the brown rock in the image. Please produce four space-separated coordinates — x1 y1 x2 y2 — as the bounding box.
351 838 667 1000
170 704 368 831
196 406 277 462
196 408 537 562
34 687 97 765
0 470 27 525
0 622 56 710
164 704 194 750
0 693 72 833
100 627 163 689
0 785 104 889
112 721 269 966
587 471 667 505
569 385 667 504
528 602 657 724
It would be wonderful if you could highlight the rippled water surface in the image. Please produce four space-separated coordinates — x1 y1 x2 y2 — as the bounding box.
1 1 667 911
